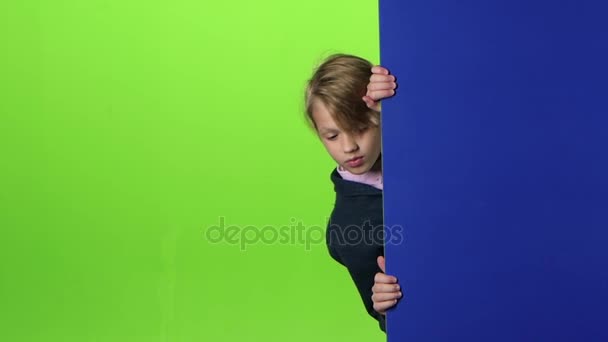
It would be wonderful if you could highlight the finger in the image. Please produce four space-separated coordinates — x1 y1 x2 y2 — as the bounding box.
367 82 397 91
362 96 381 112
371 65 389 75
374 299 399 313
372 291 403 302
372 283 400 293
368 89 396 101
377 255 386 273
362 95 375 107
370 74 395 83
374 272 398 283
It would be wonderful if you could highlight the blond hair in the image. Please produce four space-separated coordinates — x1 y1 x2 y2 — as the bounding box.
305 54 380 133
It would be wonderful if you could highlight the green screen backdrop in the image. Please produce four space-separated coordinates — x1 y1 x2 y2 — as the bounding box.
0 1 382 341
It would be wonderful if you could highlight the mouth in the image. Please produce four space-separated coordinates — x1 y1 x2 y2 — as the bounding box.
345 156 365 168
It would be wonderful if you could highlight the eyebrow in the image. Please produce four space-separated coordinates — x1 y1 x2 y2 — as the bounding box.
318 128 339 135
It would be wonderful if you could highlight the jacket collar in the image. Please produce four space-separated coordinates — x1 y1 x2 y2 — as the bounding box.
330 168 383 197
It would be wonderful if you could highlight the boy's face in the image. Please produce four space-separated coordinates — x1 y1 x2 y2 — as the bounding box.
312 100 381 175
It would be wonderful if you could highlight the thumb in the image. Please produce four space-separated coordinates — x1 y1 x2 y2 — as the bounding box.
363 96 381 112
377 255 386 273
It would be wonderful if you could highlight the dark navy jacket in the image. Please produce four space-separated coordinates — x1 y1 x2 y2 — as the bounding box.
325 168 386 332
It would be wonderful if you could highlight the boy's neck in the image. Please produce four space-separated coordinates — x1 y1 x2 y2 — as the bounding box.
370 155 382 172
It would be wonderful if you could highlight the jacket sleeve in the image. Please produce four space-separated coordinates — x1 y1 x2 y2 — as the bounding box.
326 221 387 332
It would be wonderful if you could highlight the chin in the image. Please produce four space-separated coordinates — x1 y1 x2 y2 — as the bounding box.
345 164 371 175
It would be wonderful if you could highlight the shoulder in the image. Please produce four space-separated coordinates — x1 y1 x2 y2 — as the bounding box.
329 167 341 183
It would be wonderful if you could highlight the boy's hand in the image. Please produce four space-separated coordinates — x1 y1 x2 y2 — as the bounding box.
372 255 402 315
363 66 397 112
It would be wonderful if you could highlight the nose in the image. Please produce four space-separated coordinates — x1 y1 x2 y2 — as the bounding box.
342 133 359 153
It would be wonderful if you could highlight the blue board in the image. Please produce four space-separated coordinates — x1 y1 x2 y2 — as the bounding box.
379 1 608 341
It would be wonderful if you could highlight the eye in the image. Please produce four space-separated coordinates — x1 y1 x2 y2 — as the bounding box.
326 134 338 141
